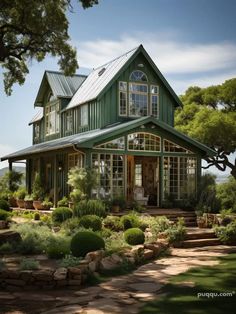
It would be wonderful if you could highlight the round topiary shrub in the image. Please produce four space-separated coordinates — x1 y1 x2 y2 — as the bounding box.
0 199 10 211
52 207 73 223
71 231 105 257
124 228 145 245
79 215 102 231
120 214 140 230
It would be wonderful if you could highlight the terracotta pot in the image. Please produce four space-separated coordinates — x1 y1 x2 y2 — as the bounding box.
17 199 25 208
33 200 44 210
8 197 17 207
24 200 34 209
112 205 120 213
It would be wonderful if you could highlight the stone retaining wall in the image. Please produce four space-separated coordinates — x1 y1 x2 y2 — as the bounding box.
0 240 169 291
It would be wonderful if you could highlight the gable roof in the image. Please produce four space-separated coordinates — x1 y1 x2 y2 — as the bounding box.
34 71 87 107
1 117 215 162
66 44 182 110
28 108 43 125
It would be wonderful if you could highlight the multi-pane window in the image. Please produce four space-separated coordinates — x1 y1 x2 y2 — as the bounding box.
129 83 148 116
92 153 124 198
119 82 127 115
164 139 193 153
34 123 40 140
135 163 142 187
163 157 196 200
45 103 59 135
130 70 148 82
128 132 161 151
68 153 84 170
150 85 159 117
80 104 88 126
65 111 73 132
95 137 125 150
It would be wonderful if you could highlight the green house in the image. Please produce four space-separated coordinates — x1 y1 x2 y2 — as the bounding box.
1 45 215 207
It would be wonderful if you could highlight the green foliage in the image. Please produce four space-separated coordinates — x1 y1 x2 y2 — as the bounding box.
45 235 71 259
103 216 123 231
68 167 98 201
15 187 27 199
74 199 106 217
61 217 81 235
32 173 44 200
141 216 171 241
0 259 6 271
59 255 82 268
217 176 236 212
215 221 236 244
120 212 141 230
71 231 105 257
0 242 13 253
0 170 23 199
79 215 102 231
34 212 40 220
130 201 145 213
24 194 33 201
124 228 145 245
52 207 73 224
42 198 53 208
0 0 98 95
57 196 69 207
0 209 11 221
111 197 127 211
105 232 129 253
20 258 39 270
0 199 10 211
164 218 186 244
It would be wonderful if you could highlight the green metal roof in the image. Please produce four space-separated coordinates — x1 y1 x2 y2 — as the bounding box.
1 117 215 161
34 71 87 107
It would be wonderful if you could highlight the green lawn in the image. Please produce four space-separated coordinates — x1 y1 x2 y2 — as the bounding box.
140 253 236 314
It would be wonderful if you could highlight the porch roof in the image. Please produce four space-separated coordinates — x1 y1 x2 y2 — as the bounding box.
1 117 215 161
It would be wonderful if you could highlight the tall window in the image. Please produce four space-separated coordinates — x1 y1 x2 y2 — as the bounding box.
34 123 40 140
80 104 88 126
65 111 73 132
150 85 159 117
135 163 142 186
129 83 148 116
119 82 127 115
45 103 59 135
68 153 84 170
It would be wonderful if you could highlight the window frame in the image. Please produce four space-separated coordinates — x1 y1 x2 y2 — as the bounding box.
45 101 60 136
129 82 148 117
150 85 159 118
80 104 88 127
118 81 127 116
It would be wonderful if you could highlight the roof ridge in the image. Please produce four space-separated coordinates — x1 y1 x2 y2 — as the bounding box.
93 45 140 71
45 70 87 78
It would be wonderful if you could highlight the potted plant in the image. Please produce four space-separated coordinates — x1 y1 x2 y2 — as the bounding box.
24 194 34 209
15 187 27 208
41 197 53 210
111 197 126 213
32 173 45 210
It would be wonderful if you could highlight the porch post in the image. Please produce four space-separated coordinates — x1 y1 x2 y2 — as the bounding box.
26 159 32 194
53 155 58 207
8 160 12 191
159 155 163 208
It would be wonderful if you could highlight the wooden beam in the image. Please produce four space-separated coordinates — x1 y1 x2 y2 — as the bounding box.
53 155 58 207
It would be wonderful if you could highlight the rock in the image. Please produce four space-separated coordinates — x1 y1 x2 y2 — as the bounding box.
32 269 53 281
5 279 25 286
145 231 153 239
68 267 82 279
20 270 32 281
111 253 123 264
156 238 169 249
53 267 67 280
89 260 99 272
0 221 8 229
85 250 104 262
144 243 161 257
67 279 81 286
0 230 22 246
100 256 118 271
128 282 162 293
143 249 154 260
56 279 68 287
131 245 144 257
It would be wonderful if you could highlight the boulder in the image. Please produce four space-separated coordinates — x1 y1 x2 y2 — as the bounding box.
143 249 153 260
53 267 67 280
0 231 22 246
85 250 104 263
144 243 161 257
100 256 118 271
130 245 144 257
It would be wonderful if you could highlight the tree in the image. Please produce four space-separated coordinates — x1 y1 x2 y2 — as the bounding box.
0 0 98 95
176 79 236 179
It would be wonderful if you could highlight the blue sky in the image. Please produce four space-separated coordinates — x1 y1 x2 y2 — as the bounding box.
0 0 236 177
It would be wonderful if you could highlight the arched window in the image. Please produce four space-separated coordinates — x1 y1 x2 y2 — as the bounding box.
128 132 161 151
130 70 148 82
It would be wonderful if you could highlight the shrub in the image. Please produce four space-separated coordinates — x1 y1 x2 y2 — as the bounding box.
217 177 236 212
97 227 113 239
20 258 40 270
32 172 44 200
59 255 82 268
103 216 123 231
215 221 236 245
79 215 102 231
105 232 128 253
120 213 141 230
61 217 81 235
57 196 69 207
0 199 10 211
0 209 11 221
124 228 145 245
45 235 71 259
164 218 186 244
15 187 27 200
0 242 13 253
111 197 126 211
71 231 105 257
74 200 106 217
221 216 233 226
52 207 73 224
34 212 40 220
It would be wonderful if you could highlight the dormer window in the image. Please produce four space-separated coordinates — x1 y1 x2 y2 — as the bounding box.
45 103 59 135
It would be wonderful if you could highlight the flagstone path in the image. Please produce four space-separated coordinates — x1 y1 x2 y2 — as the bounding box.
1 245 236 314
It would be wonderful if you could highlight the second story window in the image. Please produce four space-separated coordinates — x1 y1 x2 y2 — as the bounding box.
129 83 148 116
65 111 73 132
80 104 88 126
45 103 59 135
150 85 159 117
34 123 40 140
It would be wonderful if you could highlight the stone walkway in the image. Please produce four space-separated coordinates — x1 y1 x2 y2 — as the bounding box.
1 245 236 314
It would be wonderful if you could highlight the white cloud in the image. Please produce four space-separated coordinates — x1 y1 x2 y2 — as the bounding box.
76 33 236 75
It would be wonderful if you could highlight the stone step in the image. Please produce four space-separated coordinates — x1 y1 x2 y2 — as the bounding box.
184 222 198 227
181 238 221 248
185 231 216 240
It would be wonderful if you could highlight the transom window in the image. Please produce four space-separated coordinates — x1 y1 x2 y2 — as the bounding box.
128 132 161 151
130 70 147 82
95 137 125 150
45 102 59 135
164 139 193 153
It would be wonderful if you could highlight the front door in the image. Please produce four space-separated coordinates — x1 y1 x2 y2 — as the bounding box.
127 156 159 206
